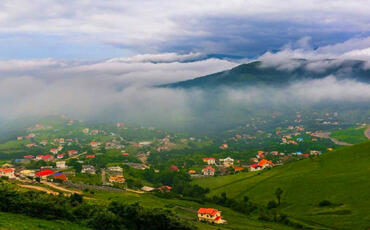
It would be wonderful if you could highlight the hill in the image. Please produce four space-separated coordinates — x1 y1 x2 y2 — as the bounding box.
162 59 370 88
193 141 370 229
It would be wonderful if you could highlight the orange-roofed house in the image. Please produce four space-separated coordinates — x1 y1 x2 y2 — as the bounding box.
197 208 225 224
258 159 273 169
202 157 216 165
0 168 15 179
188 169 196 174
202 166 215 176
53 173 68 181
232 165 244 172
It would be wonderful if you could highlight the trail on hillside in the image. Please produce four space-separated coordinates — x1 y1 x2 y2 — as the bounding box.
18 184 59 195
315 132 353 146
41 181 82 194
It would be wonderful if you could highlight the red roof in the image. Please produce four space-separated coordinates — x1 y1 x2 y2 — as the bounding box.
68 150 77 154
197 208 219 216
86 155 95 159
215 216 221 220
36 169 54 177
122 152 129 156
233 166 244 171
0 168 14 173
303 153 310 157
250 164 259 168
169 165 179 171
202 166 216 171
42 155 53 160
50 148 58 152
24 155 34 159
57 154 65 158
53 173 67 181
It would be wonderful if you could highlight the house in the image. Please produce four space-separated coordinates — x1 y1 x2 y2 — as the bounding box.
90 141 98 148
20 170 35 178
117 122 125 128
220 157 234 167
169 165 179 172
40 140 48 145
24 155 34 159
202 157 216 165
35 169 54 179
232 165 244 172
57 154 65 159
188 169 196 174
50 148 59 154
109 175 125 183
81 165 96 174
56 161 66 169
310 150 322 155
53 172 68 181
85 154 95 159
107 166 123 173
121 152 129 156
91 129 99 135
202 166 215 176
0 168 15 179
197 208 225 224
219 144 228 150
82 128 89 134
258 159 273 169
26 143 36 148
68 150 78 156
36 155 54 161
28 133 36 138
249 164 262 171
17 136 23 140
141 186 156 192
158 185 172 192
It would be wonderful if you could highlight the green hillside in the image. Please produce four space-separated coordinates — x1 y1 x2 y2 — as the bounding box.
162 60 370 88
330 125 369 144
0 212 90 230
193 141 370 229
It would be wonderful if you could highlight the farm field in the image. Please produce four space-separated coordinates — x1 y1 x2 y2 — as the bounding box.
193 141 370 230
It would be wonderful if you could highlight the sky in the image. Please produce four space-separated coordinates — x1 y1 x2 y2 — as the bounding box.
1 0 370 59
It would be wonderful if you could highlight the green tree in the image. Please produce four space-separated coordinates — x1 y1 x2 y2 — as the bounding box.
275 187 283 205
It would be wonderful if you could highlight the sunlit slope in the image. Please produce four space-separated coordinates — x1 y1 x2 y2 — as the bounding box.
193 141 370 229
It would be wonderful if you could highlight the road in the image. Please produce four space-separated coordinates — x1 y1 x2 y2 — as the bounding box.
101 168 107 185
18 184 59 195
364 126 370 139
41 181 82 194
313 131 353 146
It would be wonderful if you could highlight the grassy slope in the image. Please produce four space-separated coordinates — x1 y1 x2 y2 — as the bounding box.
0 212 90 230
330 126 368 144
193 141 370 229
90 191 294 230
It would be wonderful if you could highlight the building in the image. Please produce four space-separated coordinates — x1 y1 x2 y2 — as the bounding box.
68 150 78 156
109 175 125 183
57 154 65 159
85 155 95 159
35 169 54 179
141 186 156 192
81 165 96 174
219 144 228 150
220 157 234 167
20 170 35 178
90 141 98 148
107 166 123 173
197 208 225 224
0 168 15 179
202 157 216 165
249 164 262 171
53 172 68 181
202 166 215 176
50 148 59 154
56 161 67 169
257 159 273 169
36 155 54 162
169 165 179 172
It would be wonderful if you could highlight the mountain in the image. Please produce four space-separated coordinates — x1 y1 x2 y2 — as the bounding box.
162 59 370 88
193 141 370 229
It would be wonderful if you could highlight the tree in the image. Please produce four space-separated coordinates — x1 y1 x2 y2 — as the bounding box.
275 187 283 205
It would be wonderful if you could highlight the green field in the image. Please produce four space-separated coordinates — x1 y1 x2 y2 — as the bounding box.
0 212 90 230
330 125 368 144
193 141 370 229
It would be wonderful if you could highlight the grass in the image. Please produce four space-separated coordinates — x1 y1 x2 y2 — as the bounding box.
330 125 368 144
88 190 294 230
0 212 90 230
193 141 370 229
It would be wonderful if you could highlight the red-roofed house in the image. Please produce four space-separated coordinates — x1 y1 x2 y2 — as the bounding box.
197 208 225 224
90 141 98 148
0 168 15 179
86 155 95 159
169 165 179 172
57 154 65 159
202 166 215 176
50 148 59 154
202 157 216 165
158 185 172 192
121 152 129 156
24 155 34 159
42 155 54 161
35 169 54 179
249 164 262 171
68 150 78 156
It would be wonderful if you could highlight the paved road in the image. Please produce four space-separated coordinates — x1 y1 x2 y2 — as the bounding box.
365 126 370 139
314 132 353 146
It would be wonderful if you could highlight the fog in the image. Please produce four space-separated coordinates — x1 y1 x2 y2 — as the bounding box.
1 40 370 132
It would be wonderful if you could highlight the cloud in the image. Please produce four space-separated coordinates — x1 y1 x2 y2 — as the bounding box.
1 0 370 58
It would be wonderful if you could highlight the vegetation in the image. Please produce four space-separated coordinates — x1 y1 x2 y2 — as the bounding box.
330 125 368 144
193 141 370 229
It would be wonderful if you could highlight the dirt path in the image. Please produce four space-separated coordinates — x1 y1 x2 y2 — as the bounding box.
313 132 353 146
364 126 370 139
101 168 107 185
126 188 144 194
18 184 59 195
41 181 82 194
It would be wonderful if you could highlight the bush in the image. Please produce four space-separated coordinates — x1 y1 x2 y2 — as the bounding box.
318 200 332 207
267 200 278 209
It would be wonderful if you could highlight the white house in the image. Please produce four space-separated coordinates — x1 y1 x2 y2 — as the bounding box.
56 161 67 169
220 157 234 167
0 168 15 179
202 166 215 176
